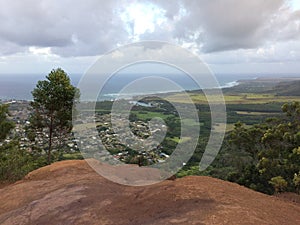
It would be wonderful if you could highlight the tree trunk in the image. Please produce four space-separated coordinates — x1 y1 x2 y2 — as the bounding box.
48 116 53 164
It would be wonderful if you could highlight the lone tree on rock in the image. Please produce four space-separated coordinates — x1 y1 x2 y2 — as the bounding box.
29 68 79 164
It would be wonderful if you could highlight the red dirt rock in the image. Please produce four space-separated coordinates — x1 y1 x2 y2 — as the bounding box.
0 159 299 225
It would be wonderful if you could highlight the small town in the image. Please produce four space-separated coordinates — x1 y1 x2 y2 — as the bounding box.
74 103 171 165
1 99 170 165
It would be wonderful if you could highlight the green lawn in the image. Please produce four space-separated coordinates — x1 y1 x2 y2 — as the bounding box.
167 136 191 143
182 118 202 126
133 111 173 121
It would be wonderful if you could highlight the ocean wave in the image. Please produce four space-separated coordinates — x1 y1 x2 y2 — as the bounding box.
101 89 182 99
220 81 240 88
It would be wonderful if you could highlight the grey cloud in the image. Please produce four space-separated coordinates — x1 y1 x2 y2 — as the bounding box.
0 0 299 58
175 0 287 52
0 0 130 56
0 39 27 55
139 26 174 42
0 1 71 47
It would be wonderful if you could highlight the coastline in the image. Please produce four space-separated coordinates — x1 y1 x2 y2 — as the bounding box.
1 76 300 102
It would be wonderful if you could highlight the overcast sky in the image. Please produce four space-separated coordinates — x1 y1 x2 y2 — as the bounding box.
0 0 300 75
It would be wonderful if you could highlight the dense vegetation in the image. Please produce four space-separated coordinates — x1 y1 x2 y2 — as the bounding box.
179 102 300 195
0 104 43 182
273 80 300 96
227 102 300 194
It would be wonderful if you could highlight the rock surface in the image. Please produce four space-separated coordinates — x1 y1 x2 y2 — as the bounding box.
0 159 300 225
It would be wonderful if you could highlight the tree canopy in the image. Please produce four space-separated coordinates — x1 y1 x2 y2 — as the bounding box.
0 104 14 141
29 68 79 164
227 102 300 194
0 104 39 182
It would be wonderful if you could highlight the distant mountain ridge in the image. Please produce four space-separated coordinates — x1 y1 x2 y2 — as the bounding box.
224 77 300 95
273 80 300 96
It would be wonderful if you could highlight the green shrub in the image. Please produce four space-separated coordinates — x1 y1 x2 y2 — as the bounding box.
269 176 288 193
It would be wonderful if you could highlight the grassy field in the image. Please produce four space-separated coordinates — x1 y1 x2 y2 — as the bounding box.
235 111 281 115
182 118 203 126
167 136 191 143
133 111 172 121
166 93 300 104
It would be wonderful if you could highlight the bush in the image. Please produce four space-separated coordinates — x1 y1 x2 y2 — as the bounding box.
0 141 43 182
269 176 288 193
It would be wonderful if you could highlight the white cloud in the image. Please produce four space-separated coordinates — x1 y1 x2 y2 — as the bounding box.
29 47 52 56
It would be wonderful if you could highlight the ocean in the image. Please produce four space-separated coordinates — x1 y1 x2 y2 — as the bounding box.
0 73 297 101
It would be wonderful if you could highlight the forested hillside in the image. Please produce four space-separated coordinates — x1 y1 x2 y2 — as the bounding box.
274 80 300 96
180 102 300 194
